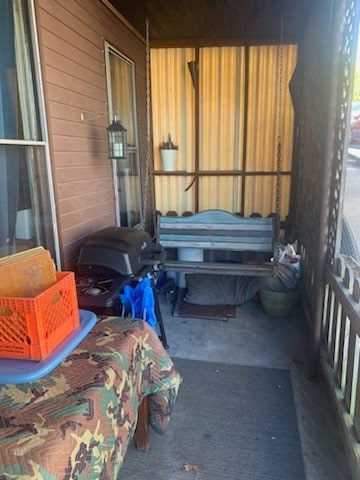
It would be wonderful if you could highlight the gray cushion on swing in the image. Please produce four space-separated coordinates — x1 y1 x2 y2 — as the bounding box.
184 264 298 306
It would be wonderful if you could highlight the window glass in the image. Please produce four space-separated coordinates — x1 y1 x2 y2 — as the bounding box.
107 45 142 227
0 0 56 259
0 0 41 141
0 145 56 258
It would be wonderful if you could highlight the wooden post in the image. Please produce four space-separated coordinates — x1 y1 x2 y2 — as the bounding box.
134 396 149 452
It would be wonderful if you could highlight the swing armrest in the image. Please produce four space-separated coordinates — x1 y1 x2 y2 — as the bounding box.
141 249 167 266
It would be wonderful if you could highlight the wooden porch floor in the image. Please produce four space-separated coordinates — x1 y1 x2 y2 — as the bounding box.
123 294 354 479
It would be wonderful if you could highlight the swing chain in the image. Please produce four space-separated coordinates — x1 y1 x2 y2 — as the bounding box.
141 17 156 233
275 11 284 256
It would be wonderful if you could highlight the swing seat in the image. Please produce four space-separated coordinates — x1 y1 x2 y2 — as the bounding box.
157 210 277 277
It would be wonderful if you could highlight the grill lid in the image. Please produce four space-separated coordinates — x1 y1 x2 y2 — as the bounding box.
77 227 159 276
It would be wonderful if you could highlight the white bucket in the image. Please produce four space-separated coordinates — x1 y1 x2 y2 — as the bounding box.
161 150 177 171
177 247 204 288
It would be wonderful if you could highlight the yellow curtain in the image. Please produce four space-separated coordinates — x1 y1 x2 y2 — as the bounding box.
151 48 195 172
151 45 297 218
246 45 296 173
200 47 245 171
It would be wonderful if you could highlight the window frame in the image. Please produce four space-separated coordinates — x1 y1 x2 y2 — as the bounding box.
0 0 60 265
104 41 142 227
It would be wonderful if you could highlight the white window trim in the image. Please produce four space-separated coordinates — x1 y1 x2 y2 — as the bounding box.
28 0 60 267
0 139 46 145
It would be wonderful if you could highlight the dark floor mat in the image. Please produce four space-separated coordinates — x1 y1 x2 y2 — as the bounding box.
173 288 236 320
120 358 306 480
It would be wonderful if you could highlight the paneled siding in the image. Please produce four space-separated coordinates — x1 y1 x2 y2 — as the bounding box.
34 0 146 268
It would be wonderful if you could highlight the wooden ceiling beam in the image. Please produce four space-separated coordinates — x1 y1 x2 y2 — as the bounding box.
150 36 301 49
109 0 311 48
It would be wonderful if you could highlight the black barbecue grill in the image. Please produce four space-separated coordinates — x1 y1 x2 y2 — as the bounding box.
75 227 168 348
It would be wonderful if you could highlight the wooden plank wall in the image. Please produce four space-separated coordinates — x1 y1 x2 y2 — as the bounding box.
34 0 146 269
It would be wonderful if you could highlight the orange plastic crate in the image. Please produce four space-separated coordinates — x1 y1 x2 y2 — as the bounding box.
0 271 80 360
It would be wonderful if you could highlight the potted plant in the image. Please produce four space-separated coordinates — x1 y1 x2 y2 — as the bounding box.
159 134 178 171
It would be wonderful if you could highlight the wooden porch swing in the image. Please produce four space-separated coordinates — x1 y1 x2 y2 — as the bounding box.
143 16 286 280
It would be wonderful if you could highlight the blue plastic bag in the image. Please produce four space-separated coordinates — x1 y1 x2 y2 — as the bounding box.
119 278 157 331
140 282 157 329
119 285 135 317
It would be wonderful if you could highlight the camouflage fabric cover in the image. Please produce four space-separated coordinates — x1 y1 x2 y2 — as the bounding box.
0 316 181 479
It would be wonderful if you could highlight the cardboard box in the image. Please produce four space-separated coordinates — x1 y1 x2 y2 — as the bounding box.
0 247 57 297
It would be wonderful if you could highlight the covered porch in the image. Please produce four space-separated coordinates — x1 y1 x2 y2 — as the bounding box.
1 0 360 477
121 292 353 479
115 0 360 474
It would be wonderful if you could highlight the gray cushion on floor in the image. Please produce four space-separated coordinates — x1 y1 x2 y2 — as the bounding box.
184 264 298 305
184 274 260 305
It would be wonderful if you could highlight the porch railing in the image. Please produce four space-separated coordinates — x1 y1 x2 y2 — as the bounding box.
322 255 360 478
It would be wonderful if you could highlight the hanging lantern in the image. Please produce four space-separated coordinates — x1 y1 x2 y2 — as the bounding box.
107 116 127 159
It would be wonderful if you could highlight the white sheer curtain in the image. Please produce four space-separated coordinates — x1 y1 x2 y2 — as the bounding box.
0 0 19 256
13 0 39 140
110 54 134 145
14 0 42 246
108 47 141 227
0 0 45 256
0 0 56 258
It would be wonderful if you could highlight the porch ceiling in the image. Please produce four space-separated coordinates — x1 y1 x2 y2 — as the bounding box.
109 0 312 47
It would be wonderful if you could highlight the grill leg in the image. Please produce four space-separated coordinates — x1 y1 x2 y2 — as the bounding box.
154 289 169 349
